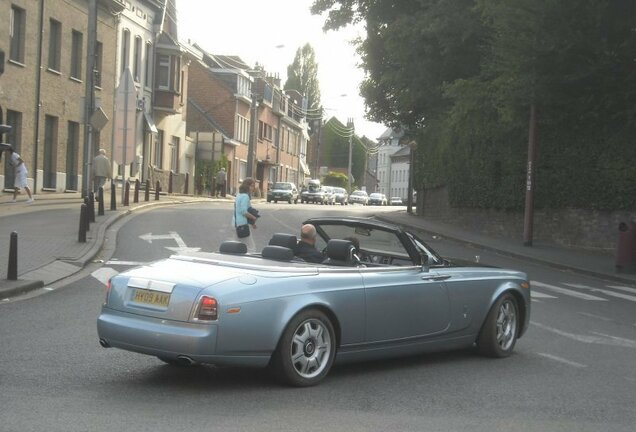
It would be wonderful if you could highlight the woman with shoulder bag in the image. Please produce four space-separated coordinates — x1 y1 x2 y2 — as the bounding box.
233 177 258 251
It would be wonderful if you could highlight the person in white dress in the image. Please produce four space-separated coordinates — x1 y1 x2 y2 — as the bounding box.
6 146 34 203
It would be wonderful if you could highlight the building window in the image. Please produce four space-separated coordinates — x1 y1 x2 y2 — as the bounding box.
95 41 103 88
239 160 247 182
70 30 83 79
48 19 61 71
170 136 180 172
157 54 170 89
237 75 251 98
144 42 152 88
10 6 26 63
121 29 130 73
6 110 22 150
133 36 141 82
235 114 250 143
154 129 164 168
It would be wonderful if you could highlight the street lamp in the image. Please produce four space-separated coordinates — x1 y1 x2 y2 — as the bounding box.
347 118 354 191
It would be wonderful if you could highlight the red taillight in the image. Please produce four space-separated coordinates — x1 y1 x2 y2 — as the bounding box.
104 278 112 305
196 296 218 321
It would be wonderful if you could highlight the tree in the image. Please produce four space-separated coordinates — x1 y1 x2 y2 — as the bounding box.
285 44 322 124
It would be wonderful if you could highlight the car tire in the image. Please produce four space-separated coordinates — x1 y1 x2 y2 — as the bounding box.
477 292 519 358
271 309 336 387
267 199 271 203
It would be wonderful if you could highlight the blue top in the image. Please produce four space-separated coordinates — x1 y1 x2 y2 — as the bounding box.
233 193 251 226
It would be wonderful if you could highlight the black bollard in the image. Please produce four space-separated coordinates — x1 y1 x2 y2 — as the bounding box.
155 181 160 201
7 231 18 281
79 204 87 242
145 180 150 202
98 187 105 216
184 173 189 195
83 197 91 231
134 179 140 203
168 171 173 194
124 180 130 206
88 192 96 223
110 180 117 211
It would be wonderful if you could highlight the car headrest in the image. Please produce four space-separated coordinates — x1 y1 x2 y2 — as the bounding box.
261 245 294 261
325 239 355 262
268 233 298 250
219 241 247 254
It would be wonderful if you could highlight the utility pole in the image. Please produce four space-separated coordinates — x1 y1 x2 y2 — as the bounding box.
83 0 97 197
347 118 354 191
523 103 537 246
247 92 258 178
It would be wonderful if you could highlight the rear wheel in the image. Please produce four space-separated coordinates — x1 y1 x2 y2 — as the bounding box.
271 310 336 387
477 292 519 357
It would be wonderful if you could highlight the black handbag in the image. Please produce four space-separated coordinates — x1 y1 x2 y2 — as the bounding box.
236 224 250 238
234 201 250 238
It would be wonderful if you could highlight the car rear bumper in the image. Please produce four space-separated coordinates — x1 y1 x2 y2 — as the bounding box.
97 308 269 367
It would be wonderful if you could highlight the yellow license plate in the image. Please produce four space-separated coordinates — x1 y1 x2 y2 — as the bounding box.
133 289 171 307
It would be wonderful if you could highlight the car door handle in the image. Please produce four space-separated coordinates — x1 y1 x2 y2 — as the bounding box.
421 275 451 281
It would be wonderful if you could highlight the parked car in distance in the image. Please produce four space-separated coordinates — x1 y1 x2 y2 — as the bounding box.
302 179 324 204
332 187 349 205
348 190 369 205
390 197 404 206
267 182 299 204
368 193 388 206
322 186 336 205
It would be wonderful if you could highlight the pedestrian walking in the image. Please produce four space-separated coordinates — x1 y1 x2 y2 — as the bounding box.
6 146 34 204
93 149 112 197
232 177 258 251
216 167 226 197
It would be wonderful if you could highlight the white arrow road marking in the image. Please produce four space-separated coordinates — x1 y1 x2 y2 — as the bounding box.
536 353 587 368
531 281 607 301
139 231 200 253
91 267 119 286
564 283 636 303
532 321 636 349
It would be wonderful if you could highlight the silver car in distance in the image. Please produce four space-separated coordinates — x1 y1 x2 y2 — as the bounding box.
97 217 531 387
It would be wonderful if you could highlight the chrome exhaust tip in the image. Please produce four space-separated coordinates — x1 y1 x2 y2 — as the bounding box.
176 355 195 366
99 338 110 348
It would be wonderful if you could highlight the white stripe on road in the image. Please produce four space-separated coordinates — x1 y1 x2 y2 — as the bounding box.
564 283 636 303
577 311 614 322
606 285 636 295
536 353 587 368
531 281 607 301
531 290 557 299
91 267 119 286
105 260 149 266
531 321 636 348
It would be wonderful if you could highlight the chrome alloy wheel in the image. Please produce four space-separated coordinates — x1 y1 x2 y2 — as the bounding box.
290 319 332 379
496 299 517 351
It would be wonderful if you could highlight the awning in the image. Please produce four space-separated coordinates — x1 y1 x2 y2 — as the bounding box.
143 112 158 134
299 158 310 175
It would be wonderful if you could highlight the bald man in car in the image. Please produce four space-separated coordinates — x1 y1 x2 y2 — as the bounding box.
294 224 325 263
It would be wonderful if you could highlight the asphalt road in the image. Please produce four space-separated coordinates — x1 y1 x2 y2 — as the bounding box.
1 202 635 432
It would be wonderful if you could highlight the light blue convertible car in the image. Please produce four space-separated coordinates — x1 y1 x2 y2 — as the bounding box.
97 217 531 386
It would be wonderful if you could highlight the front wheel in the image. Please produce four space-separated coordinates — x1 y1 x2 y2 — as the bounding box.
271 310 336 387
477 292 519 357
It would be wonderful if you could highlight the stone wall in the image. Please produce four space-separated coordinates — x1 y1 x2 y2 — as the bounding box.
420 186 635 254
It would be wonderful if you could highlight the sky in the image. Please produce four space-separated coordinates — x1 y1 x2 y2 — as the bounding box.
175 0 387 140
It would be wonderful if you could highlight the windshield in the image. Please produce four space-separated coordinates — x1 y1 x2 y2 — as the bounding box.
273 183 291 190
351 191 366 196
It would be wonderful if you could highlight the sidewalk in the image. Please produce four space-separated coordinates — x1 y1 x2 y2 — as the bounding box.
1 192 634 300
374 212 636 286
0 187 222 298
